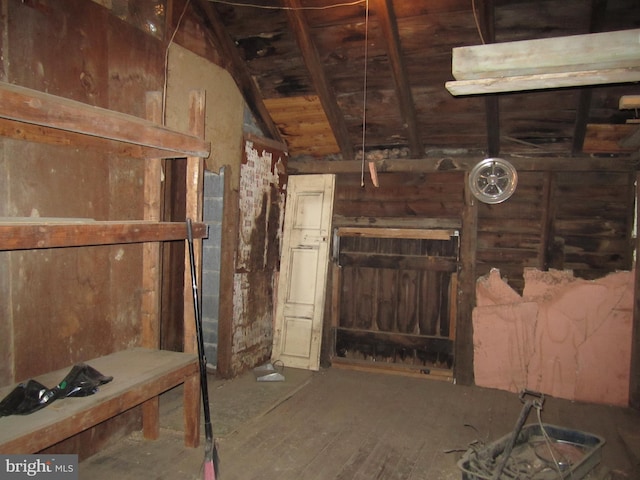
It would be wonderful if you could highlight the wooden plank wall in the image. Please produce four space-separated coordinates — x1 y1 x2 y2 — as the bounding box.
336 236 458 369
334 172 466 220
477 170 635 293
330 172 465 372
330 169 635 381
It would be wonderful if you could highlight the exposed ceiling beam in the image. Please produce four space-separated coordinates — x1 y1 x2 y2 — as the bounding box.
283 0 354 160
193 0 283 142
478 0 500 157
620 96 640 109
445 29 640 95
288 155 636 174
371 0 423 157
572 0 609 156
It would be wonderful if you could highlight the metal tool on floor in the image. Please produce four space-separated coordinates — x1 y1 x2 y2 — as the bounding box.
187 218 220 480
253 361 285 382
458 389 606 479
491 390 544 479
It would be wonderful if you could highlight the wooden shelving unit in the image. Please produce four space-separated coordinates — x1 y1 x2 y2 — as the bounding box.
0 81 210 452
0 220 207 250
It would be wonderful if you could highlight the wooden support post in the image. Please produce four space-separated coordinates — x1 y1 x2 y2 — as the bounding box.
142 91 163 349
141 91 164 440
538 171 556 270
179 89 205 444
455 173 478 385
183 371 201 447
183 90 206 356
216 167 238 378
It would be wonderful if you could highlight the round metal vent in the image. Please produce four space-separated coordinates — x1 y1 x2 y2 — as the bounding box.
469 158 518 204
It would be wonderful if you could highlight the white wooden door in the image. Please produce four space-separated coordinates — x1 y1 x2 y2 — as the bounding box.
272 174 335 370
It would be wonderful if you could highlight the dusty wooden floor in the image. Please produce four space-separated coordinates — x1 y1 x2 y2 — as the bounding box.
79 366 640 479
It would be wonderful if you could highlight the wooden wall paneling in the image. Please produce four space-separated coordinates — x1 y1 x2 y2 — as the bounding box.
397 269 419 334
376 268 397 332
354 266 376 330
554 171 634 277
419 269 441 336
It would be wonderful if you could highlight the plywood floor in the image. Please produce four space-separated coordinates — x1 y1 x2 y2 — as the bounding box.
79 366 640 479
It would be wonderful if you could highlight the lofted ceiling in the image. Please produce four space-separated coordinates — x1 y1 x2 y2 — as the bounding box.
195 0 640 166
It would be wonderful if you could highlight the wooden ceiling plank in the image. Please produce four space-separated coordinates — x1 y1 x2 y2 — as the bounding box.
193 0 283 143
619 126 640 149
584 124 640 153
372 0 423 157
283 0 354 159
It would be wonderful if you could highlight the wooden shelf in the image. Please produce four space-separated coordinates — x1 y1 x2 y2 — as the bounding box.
0 83 208 453
0 348 200 453
0 220 207 250
0 81 210 159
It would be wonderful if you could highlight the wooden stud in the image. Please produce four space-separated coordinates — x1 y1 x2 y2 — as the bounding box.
183 90 206 356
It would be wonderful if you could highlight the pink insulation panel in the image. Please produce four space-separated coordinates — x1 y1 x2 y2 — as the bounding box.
473 268 633 406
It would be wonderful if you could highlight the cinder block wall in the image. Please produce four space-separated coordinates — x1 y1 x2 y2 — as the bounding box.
202 169 224 368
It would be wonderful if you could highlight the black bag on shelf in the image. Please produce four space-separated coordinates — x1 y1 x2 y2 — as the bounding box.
0 364 113 417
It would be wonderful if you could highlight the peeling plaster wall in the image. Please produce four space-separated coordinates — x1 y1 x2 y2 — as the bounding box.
230 140 286 373
473 268 633 406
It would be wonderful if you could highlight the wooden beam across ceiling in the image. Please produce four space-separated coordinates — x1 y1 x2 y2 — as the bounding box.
283 0 354 160
445 29 640 96
372 0 422 157
288 155 636 175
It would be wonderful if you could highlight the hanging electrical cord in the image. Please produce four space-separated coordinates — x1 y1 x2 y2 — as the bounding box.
209 0 366 11
360 0 370 187
163 0 192 126
471 0 486 45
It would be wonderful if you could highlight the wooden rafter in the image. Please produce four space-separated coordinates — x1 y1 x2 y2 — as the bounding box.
193 0 283 143
283 0 354 160
479 0 500 157
372 0 422 157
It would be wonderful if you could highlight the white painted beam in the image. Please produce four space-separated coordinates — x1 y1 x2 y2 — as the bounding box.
446 29 640 96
